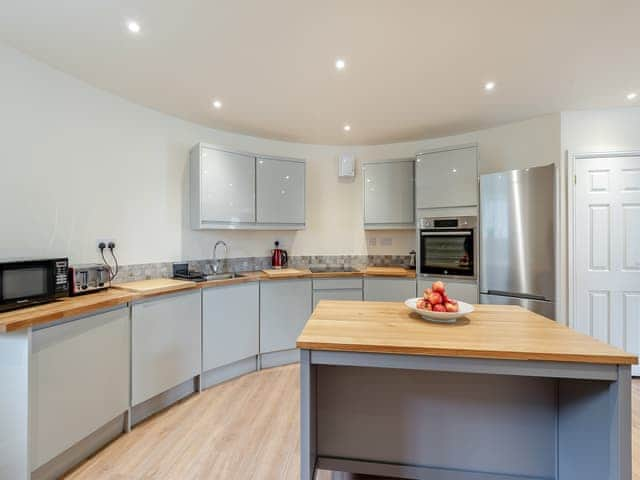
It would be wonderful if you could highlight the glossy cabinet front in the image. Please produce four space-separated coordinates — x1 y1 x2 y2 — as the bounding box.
260 279 312 353
416 146 478 209
131 290 201 406
256 157 305 226
30 307 130 470
363 160 415 228
203 283 259 371
199 147 255 225
364 277 417 302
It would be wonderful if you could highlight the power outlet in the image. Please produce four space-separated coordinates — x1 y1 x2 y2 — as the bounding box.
96 239 117 253
368 237 377 247
380 237 393 246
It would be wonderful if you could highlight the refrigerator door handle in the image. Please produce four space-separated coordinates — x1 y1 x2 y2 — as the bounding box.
486 290 550 302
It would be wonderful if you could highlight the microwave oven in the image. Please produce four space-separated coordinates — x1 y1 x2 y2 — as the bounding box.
0 258 69 313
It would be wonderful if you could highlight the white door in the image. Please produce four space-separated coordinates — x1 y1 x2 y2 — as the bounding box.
574 154 640 374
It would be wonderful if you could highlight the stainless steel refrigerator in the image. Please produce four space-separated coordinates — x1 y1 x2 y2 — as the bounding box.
479 164 556 319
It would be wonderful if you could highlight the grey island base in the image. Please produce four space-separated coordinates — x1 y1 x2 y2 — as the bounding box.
297 301 637 480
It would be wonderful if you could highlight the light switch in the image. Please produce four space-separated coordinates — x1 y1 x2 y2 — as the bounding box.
381 237 392 246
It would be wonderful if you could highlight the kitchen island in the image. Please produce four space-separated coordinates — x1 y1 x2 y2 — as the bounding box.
297 301 637 480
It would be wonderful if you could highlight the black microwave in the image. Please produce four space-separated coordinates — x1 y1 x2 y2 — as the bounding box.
0 258 69 313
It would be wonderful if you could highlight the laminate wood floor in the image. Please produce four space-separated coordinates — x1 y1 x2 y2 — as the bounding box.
65 365 640 480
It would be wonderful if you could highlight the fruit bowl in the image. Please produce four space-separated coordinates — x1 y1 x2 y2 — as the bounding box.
404 298 474 323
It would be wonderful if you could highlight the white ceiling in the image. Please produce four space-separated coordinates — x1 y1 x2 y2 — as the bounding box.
1 0 639 145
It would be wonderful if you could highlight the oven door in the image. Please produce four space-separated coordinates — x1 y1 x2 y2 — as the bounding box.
420 229 475 278
0 260 56 312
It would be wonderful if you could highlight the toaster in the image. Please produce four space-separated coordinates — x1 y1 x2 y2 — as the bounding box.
68 264 110 295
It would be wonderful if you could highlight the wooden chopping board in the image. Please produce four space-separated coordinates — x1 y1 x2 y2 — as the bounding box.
365 266 410 277
261 268 305 277
114 278 196 293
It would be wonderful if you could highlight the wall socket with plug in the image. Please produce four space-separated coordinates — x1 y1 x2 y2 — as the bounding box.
96 239 117 253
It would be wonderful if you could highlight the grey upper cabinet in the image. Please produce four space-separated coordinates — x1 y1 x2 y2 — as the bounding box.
363 160 415 229
30 306 130 470
260 279 312 353
416 145 478 209
202 283 259 371
191 144 256 228
256 157 305 226
131 290 201 406
191 144 305 230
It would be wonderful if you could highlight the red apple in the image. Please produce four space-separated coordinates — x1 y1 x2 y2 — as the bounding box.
445 302 459 313
442 293 450 304
423 288 432 298
432 281 445 293
427 292 443 305
416 298 427 310
425 303 433 311
433 304 446 312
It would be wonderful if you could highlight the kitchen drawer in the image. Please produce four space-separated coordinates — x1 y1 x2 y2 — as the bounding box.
312 278 363 290
364 277 417 302
313 289 363 309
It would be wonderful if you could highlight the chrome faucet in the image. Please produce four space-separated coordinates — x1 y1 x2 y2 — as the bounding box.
212 240 228 274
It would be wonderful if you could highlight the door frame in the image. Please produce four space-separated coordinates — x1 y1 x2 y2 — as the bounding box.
567 150 640 330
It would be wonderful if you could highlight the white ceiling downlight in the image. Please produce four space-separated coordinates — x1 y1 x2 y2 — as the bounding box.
628 92 638 101
335 59 346 70
484 81 496 92
212 100 222 109
126 21 141 33
343 124 351 132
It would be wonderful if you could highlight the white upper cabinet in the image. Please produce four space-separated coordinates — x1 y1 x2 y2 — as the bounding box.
363 160 415 229
256 157 305 226
190 144 305 229
416 146 478 209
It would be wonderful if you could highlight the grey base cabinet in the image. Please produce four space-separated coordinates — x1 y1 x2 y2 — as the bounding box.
203 282 259 371
30 306 130 471
312 278 363 309
418 277 478 304
132 290 201 406
260 279 312 353
364 277 417 302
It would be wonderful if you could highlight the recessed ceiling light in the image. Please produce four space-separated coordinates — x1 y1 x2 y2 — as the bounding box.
335 59 346 70
628 92 638 101
343 124 351 132
212 100 222 109
484 81 496 91
127 21 141 33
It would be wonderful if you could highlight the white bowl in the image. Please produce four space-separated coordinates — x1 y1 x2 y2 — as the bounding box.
404 298 474 323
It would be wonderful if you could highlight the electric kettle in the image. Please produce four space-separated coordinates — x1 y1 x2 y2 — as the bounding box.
271 241 288 269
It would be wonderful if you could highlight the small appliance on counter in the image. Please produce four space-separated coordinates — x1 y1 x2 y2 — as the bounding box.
408 250 416 269
68 264 110 295
0 257 69 312
271 241 288 269
172 262 206 282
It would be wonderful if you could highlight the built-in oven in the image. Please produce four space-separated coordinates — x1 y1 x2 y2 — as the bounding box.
419 216 477 279
0 258 69 312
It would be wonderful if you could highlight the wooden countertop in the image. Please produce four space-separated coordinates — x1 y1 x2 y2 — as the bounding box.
0 289 134 333
0 267 417 332
296 301 638 366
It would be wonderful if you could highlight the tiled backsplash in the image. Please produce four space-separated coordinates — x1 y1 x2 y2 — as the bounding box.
113 255 411 283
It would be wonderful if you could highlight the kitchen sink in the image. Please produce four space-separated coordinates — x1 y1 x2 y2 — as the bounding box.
203 272 243 281
308 266 358 273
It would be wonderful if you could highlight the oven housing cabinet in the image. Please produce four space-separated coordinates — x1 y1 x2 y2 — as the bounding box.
418 216 477 280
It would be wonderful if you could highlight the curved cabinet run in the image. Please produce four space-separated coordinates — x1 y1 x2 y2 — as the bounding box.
202 282 259 371
30 306 130 472
131 290 201 406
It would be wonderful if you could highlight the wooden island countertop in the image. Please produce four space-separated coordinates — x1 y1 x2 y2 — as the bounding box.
296 301 638 365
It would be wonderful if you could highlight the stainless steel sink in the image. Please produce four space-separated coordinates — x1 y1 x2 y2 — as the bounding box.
203 272 241 281
308 266 358 273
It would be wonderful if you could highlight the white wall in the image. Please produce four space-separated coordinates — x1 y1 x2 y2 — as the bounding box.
0 43 561 266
